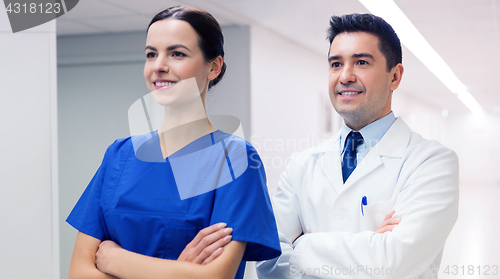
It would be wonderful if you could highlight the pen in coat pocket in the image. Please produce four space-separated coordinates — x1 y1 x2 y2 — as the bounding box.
361 196 367 216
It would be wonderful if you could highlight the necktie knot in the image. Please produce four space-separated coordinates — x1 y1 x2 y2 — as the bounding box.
345 131 363 152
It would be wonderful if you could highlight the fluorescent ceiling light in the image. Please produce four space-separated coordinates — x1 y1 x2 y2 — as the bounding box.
457 92 483 113
359 0 482 113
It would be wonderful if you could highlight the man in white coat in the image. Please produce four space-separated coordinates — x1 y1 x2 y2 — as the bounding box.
256 13 459 279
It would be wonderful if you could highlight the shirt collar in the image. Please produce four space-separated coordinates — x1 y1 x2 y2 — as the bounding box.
340 111 396 152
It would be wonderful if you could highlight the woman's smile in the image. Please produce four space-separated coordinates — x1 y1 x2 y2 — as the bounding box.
153 79 178 90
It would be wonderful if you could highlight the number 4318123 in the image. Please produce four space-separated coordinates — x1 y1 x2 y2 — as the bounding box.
5 3 61 14
443 265 498 276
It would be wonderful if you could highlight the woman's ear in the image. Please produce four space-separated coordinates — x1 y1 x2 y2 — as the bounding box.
207 56 223 81
390 63 404 91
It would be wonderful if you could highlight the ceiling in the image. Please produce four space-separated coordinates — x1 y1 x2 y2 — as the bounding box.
56 0 500 115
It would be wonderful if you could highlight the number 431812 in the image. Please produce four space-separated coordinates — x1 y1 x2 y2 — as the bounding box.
443 265 498 276
6 3 61 14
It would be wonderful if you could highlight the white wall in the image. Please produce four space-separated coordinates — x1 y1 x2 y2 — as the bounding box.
0 7 59 279
58 33 147 279
393 90 500 186
443 112 500 185
207 26 251 137
250 25 339 196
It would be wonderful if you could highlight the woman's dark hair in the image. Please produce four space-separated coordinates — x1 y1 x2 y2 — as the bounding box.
148 6 226 89
327 13 402 72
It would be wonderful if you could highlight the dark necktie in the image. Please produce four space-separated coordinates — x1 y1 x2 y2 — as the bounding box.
342 131 364 183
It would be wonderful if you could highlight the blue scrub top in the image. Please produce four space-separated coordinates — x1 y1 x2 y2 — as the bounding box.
67 130 281 278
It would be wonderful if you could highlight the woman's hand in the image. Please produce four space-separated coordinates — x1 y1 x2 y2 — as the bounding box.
95 240 122 275
178 222 233 265
94 222 232 277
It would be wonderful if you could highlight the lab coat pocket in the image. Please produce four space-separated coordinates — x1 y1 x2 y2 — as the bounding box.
360 200 394 231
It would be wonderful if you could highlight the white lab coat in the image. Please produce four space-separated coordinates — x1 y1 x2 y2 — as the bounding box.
257 118 459 279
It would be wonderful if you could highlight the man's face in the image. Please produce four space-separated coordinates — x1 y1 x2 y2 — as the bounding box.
328 32 403 130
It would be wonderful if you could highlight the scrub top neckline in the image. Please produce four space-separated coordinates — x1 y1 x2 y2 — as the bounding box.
156 129 221 160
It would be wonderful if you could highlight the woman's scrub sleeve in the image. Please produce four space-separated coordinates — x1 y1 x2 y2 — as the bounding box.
66 140 125 240
210 143 281 261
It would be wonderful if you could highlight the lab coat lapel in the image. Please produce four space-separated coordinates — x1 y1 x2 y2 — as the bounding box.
315 134 344 192
344 146 383 186
377 118 411 158
343 118 411 187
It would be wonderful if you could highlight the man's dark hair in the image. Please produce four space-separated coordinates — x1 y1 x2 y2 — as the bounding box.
328 13 402 71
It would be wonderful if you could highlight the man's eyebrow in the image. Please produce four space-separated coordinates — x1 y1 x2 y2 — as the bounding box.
353 53 374 60
328 55 341 63
144 44 192 52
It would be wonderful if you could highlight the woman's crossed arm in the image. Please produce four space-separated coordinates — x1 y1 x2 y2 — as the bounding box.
69 224 243 279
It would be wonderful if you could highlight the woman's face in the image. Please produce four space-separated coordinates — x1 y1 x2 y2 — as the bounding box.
144 19 212 106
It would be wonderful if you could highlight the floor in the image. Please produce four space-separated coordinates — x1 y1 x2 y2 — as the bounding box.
440 183 500 278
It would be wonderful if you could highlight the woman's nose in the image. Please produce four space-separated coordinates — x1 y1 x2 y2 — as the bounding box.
153 55 169 73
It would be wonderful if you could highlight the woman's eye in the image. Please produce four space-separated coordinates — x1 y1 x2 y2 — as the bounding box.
172 51 186 58
146 52 157 59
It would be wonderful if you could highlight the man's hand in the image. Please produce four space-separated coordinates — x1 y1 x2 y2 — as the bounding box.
376 210 401 234
178 222 233 265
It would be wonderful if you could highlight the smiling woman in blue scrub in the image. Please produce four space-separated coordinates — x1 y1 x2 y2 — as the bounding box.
66 6 280 279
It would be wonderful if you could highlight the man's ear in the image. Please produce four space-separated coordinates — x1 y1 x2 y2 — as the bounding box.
207 56 223 81
390 63 404 91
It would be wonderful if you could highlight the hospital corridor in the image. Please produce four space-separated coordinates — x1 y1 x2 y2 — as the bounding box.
1 0 499 278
